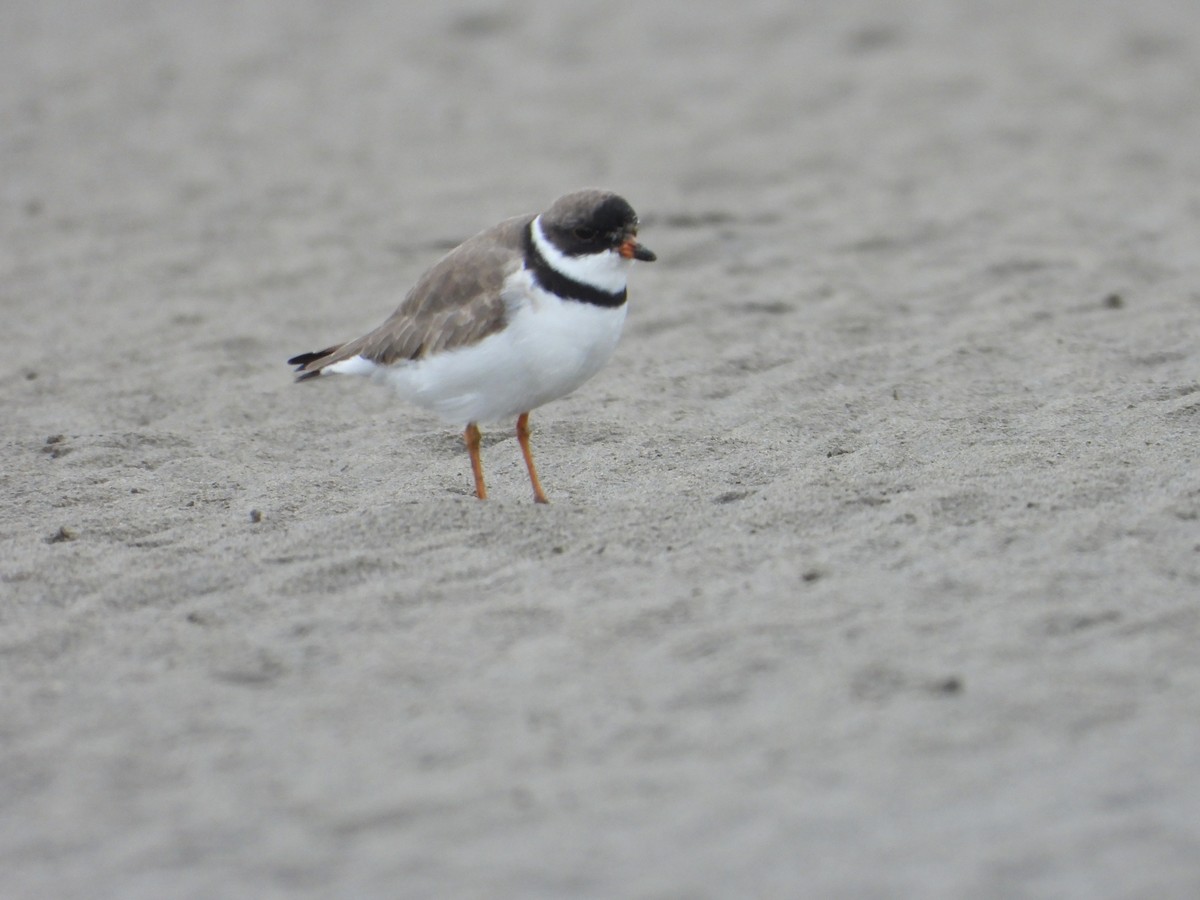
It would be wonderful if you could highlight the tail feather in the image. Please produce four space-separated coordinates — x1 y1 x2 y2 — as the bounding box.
287 345 341 380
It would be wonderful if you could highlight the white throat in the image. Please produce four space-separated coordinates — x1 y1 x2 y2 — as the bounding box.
531 216 631 295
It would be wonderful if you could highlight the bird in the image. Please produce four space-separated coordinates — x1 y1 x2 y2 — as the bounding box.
288 189 656 503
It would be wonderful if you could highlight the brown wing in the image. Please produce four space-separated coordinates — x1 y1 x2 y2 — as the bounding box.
291 214 532 374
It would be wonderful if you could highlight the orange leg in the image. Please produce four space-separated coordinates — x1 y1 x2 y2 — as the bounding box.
516 412 549 504
464 422 487 500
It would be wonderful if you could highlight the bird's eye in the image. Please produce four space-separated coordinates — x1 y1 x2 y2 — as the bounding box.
573 227 598 241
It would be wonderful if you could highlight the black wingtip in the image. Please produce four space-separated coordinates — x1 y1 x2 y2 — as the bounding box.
287 345 340 380
288 349 328 368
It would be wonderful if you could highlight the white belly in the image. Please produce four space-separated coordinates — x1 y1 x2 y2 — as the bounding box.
336 280 628 426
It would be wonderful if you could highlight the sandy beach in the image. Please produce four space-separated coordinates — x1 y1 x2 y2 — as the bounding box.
3 1 1200 896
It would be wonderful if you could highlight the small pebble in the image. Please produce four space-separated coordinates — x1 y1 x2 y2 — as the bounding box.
934 676 964 694
47 526 77 544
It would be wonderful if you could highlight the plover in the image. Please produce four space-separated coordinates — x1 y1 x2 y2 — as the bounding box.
288 189 655 503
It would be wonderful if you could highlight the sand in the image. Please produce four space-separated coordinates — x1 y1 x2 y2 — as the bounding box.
3 1 1200 896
